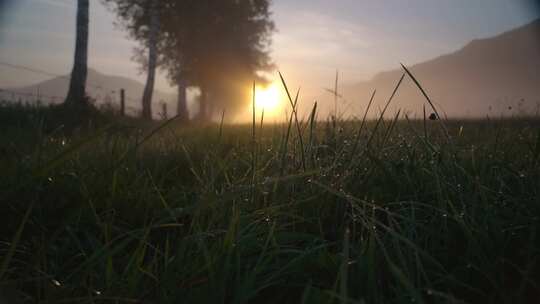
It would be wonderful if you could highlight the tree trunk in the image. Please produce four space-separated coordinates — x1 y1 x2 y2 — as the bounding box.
176 78 189 122
141 1 159 120
65 0 89 106
198 86 208 121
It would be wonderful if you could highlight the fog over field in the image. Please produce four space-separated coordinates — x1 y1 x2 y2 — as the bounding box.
1 0 539 119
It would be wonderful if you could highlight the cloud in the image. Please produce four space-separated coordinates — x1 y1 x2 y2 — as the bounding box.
271 7 457 89
271 10 390 89
274 11 372 61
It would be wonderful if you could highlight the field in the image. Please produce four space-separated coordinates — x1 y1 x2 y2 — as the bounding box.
1 101 539 303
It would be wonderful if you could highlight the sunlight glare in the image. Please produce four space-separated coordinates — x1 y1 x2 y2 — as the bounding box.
255 83 283 115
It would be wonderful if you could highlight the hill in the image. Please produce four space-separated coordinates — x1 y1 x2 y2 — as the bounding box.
1 68 176 116
343 19 540 118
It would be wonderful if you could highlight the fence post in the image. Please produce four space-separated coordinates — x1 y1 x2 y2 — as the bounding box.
120 89 125 116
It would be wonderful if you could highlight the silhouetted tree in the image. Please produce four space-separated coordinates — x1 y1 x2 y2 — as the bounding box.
161 0 275 121
105 0 274 122
103 0 165 120
156 24 190 120
65 0 89 106
141 0 159 120
104 0 189 120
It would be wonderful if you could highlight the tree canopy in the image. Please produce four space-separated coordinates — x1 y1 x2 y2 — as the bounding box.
103 0 275 121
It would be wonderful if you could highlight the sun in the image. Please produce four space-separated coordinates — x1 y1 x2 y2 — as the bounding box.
254 83 283 115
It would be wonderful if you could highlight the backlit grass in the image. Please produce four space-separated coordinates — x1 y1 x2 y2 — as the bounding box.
1 83 539 303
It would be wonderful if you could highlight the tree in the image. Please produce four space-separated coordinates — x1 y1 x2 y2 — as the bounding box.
103 0 164 120
140 0 159 120
176 77 188 120
65 0 89 106
162 0 275 121
105 0 275 122
156 20 191 120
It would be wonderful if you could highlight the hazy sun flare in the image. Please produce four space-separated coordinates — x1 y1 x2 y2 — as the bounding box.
254 83 284 117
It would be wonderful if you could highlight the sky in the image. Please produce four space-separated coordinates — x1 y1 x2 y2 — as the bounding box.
0 0 539 96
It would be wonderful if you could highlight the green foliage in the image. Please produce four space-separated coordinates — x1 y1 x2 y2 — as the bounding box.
1 100 540 303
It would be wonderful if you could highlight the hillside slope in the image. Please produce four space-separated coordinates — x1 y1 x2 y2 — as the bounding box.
343 19 540 118
2 69 176 116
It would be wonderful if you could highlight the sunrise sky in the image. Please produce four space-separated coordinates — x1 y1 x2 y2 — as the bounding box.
0 0 539 96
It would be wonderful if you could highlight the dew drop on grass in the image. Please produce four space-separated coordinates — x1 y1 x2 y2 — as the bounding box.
52 279 61 287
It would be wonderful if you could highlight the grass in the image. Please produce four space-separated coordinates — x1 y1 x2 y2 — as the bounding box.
0 78 540 303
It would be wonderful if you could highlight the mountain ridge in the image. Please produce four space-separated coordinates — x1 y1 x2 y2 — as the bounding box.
343 18 540 117
1 68 176 116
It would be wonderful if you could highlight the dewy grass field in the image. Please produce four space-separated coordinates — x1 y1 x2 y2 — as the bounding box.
1 75 540 303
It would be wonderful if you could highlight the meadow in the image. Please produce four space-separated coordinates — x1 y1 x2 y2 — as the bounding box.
1 92 539 303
